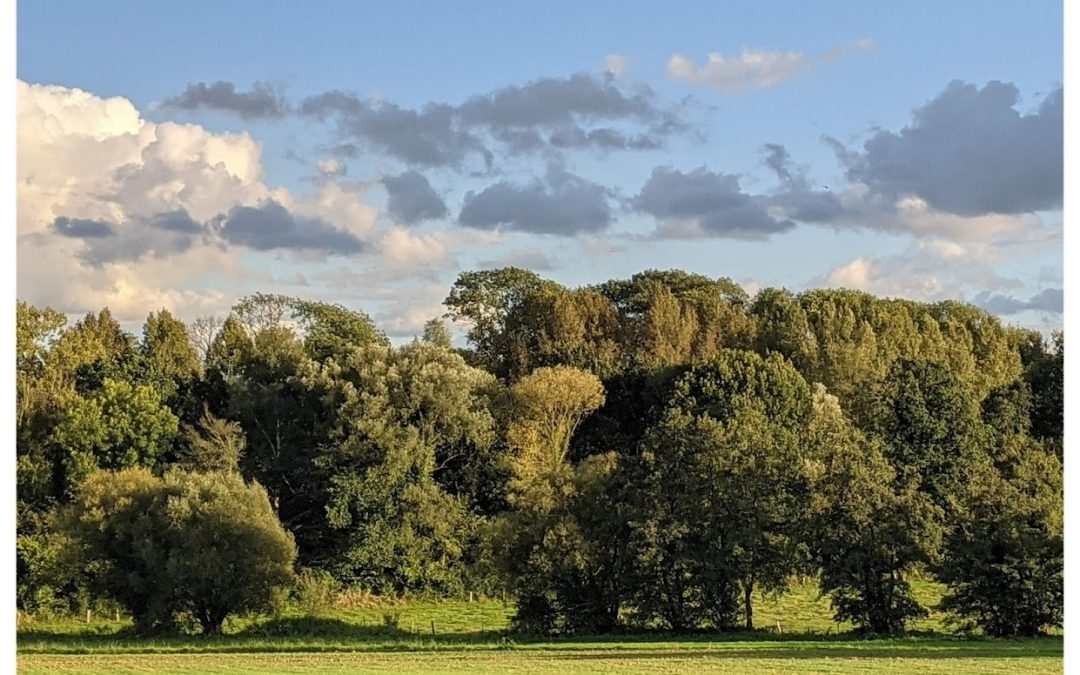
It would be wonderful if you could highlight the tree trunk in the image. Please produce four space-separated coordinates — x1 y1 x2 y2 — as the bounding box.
743 578 754 630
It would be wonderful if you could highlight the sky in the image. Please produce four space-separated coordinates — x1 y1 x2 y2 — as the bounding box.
15 0 1064 339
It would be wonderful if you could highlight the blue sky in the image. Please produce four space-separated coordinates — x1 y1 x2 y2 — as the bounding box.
16 1 1063 337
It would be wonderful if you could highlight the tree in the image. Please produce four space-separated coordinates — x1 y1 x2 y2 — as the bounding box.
749 287 819 373
499 286 623 380
58 468 296 635
598 270 755 372
505 366 605 510
492 367 622 634
311 341 499 591
51 378 179 496
444 267 548 375
189 315 225 364
491 452 630 634
205 315 253 381
937 449 1063 636
142 309 201 380
804 386 942 633
233 293 387 362
1022 330 1063 447
422 317 453 349
628 351 813 630
227 325 333 561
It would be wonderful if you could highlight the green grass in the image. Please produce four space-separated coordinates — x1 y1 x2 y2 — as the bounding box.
17 581 1062 674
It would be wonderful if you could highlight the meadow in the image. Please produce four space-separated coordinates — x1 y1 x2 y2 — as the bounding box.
16 581 1063 674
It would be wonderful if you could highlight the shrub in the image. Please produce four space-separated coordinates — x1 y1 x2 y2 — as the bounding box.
58 468 297 635
294 568 341 616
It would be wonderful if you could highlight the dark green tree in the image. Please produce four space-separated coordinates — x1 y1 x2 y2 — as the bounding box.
804 387 942 633
937 449 1063 636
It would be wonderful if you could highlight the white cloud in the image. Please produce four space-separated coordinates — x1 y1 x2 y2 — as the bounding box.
667 39 876 93
16 80 500 326
815 237 1023 303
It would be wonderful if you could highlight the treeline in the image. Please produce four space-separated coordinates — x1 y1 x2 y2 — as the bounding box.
15 269 1063 637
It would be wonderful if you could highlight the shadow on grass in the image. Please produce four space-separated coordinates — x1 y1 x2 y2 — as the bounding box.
16 619 1063 659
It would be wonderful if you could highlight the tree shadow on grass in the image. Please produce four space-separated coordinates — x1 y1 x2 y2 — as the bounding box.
17 619 1063 658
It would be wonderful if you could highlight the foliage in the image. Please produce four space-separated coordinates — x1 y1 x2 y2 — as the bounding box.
938 449 1063 636
14 269 1064 639
57 468 296 635
142 309 201 380
313 341 498 592
869 358 984 508
178 410 247 473
50 378 179 496
804 387 943 633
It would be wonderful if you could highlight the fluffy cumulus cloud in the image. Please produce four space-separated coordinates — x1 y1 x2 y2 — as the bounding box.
459 164 614 235
635 166 794 239
161 80 289 119
381 170 449 225
840 81 1063 216
814 237 1027 305
16 80 380 320
668 39 876 93
763 78 1061 245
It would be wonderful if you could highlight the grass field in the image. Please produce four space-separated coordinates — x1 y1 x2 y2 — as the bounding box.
16 581 1063 674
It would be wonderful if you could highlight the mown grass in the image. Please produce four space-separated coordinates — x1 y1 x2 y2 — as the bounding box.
17 580 1062 674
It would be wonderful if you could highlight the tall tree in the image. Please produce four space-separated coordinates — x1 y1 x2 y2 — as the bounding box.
444 267 549 375
142 309 201 380
804 386 942 633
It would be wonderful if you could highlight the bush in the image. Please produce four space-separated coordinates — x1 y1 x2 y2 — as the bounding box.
294 568 341 616
58 468 297 635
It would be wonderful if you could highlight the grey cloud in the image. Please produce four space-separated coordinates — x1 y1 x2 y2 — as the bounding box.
51 202 364 266
52 212 199 266
975 287 1064 315
300 92 490 168
549 126 662 151
151 210 202 233
761 143 844 223
458 73 663 127
635 166 795 239
459 165 613 235
299 73 688 167
53 217 115 238
219 201 364 253
162 81 288 119
842 81 1063 215
381 170 449 225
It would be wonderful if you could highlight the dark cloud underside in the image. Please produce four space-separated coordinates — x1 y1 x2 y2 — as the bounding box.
381 170 449 225
162 81 289 119
219 201 364 253
459 165 613 235
843 81 1063 216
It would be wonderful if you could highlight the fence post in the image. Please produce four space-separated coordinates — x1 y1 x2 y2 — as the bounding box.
431 620 436 637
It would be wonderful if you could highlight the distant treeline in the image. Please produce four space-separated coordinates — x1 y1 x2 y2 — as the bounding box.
16 269 1063 637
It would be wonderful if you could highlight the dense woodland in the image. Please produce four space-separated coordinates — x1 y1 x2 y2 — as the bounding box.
16 268 1063 637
